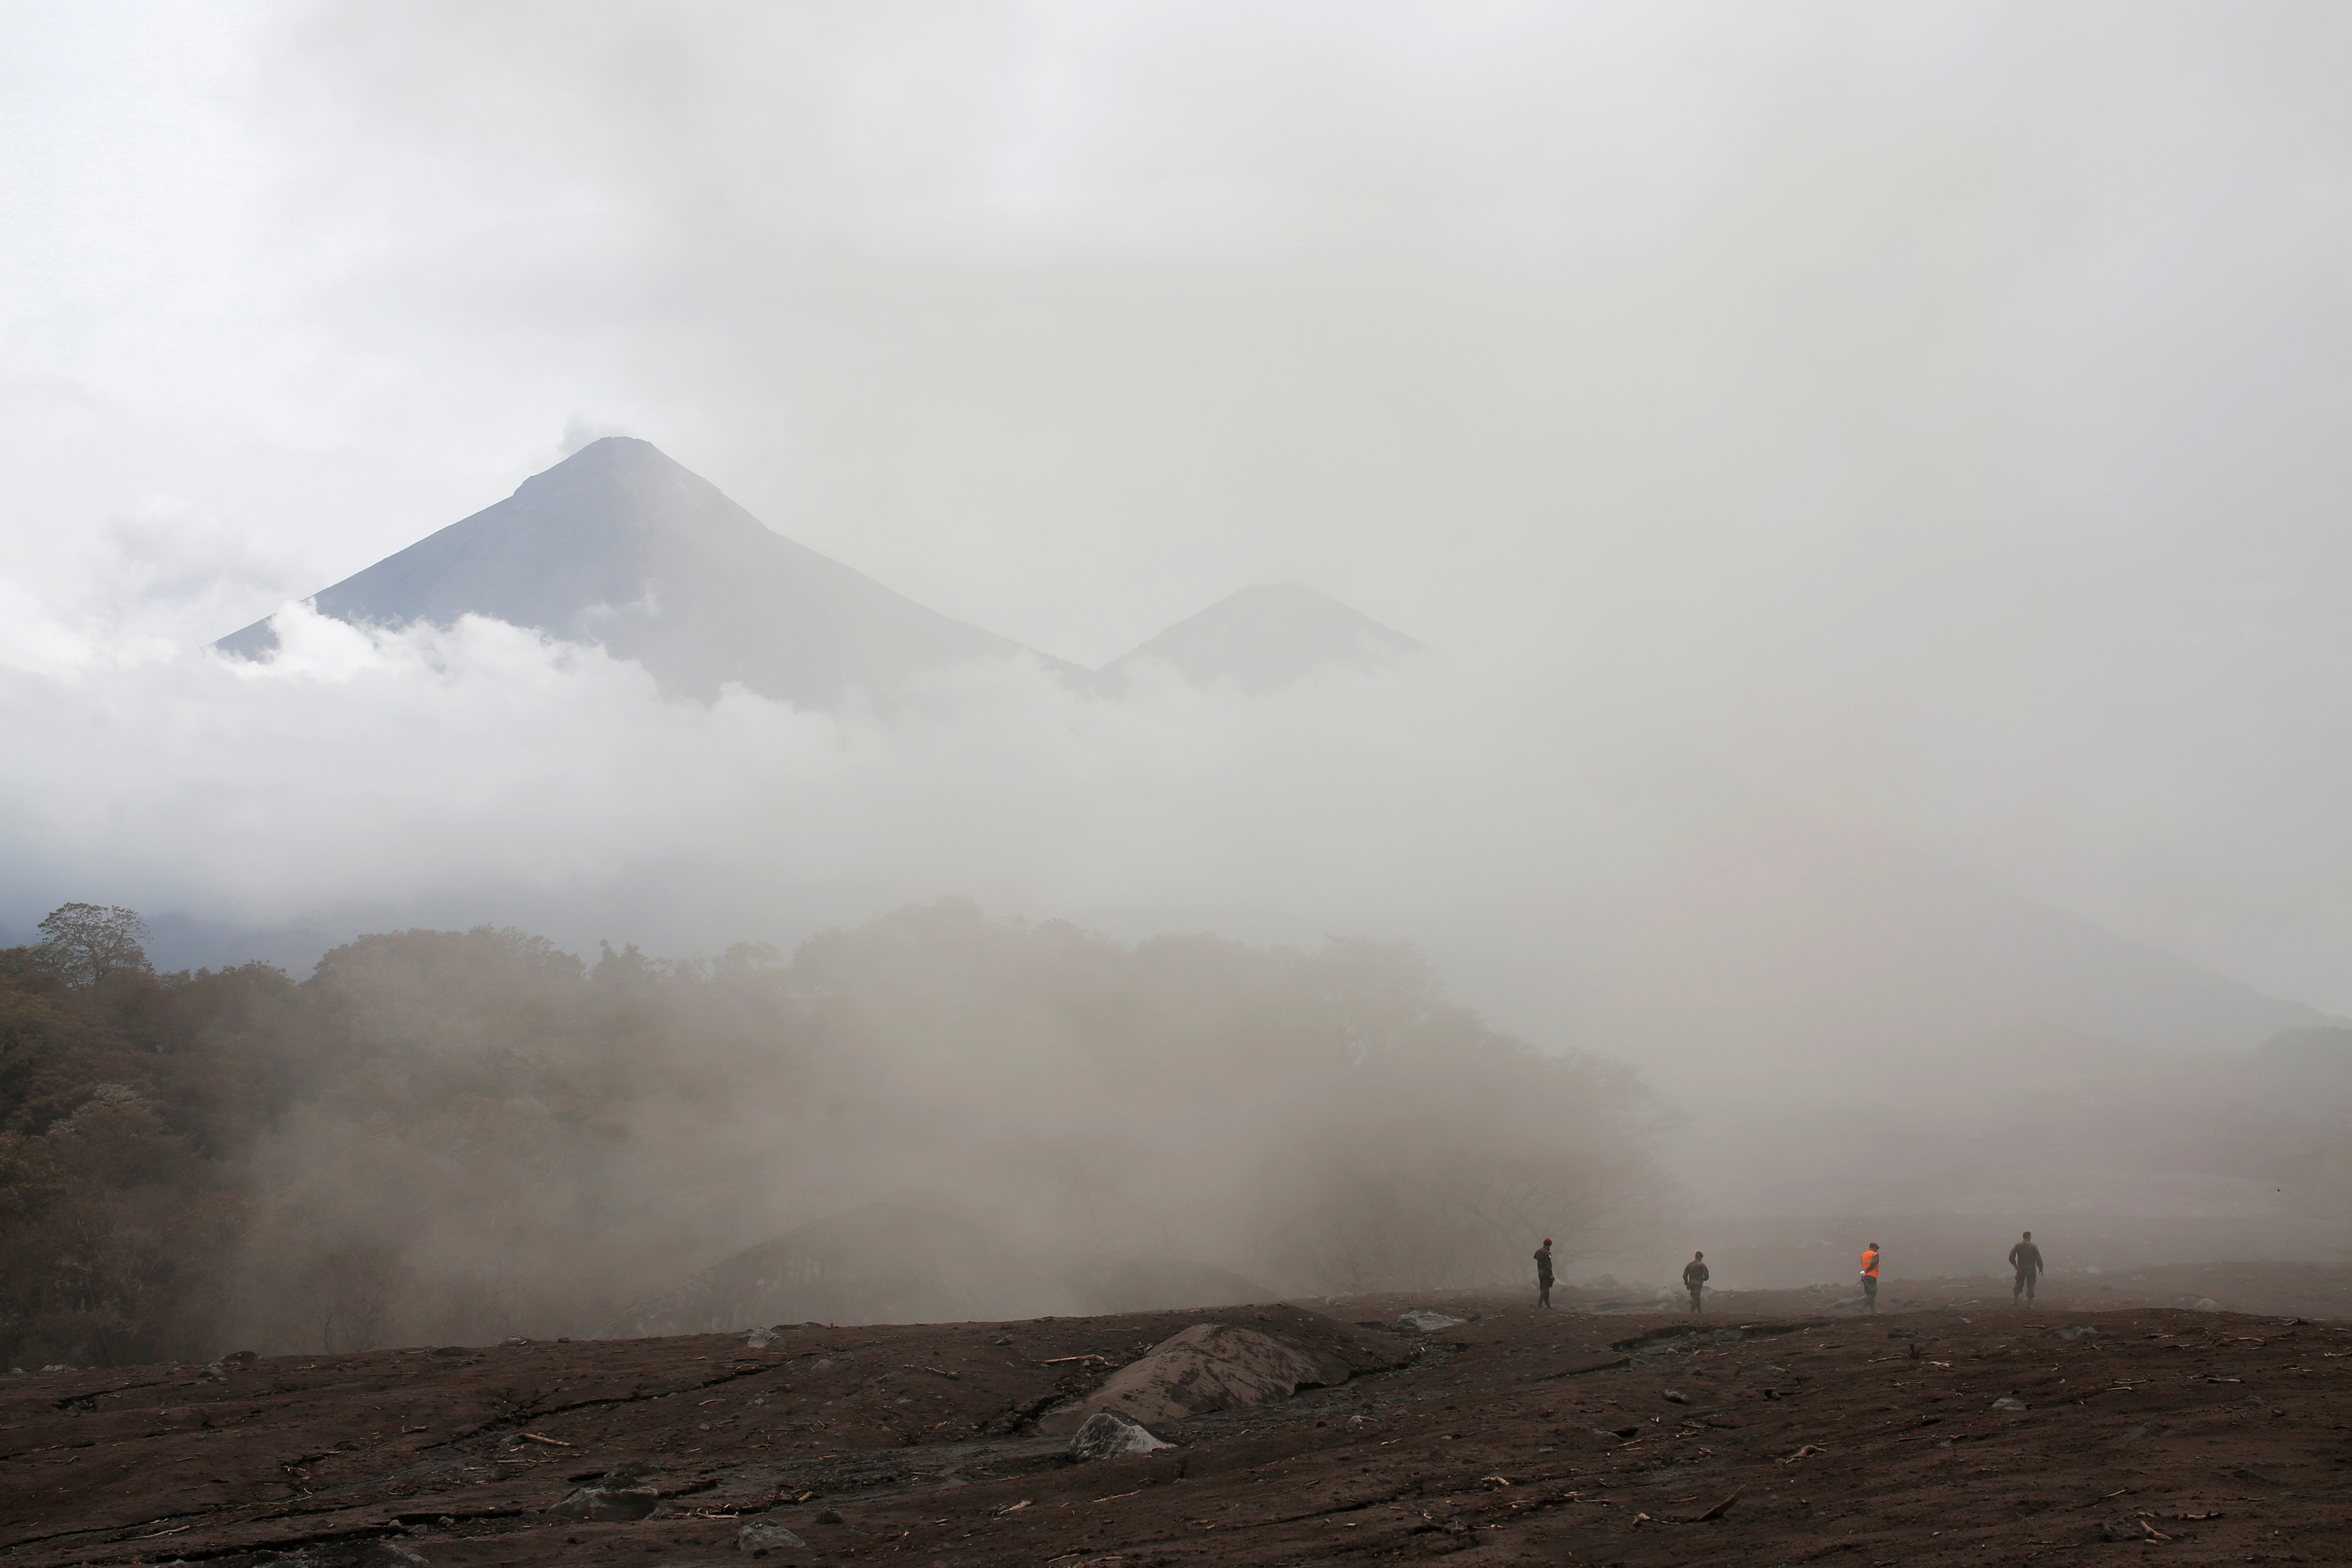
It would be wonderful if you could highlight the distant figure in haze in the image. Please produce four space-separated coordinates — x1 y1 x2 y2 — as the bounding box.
1534 1238 1555 1309
1683 1251 1710 1313
2009 1231 2044 1305
1859 1242 1881 1312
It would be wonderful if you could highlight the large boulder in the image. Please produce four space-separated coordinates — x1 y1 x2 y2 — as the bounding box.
1395 1309 1467 1333
1070 1410 1173 1461
1038 1318 1394 1435
545 1466 661 1522
737 1514 809 1555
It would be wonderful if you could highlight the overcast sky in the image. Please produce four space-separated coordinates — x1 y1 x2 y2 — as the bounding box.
5 1 2350 1015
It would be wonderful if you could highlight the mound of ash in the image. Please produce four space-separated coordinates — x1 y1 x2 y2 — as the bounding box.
1038 1314 1413 1434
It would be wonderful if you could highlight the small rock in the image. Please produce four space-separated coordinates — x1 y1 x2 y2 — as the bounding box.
745 1328 776 1350
544 1466 660 1522
353 1544 430 1568
1661 1389 1689 1404
2054 1325 2099 1342
1992 1396 2027 1411
737 1515 808 1555
1070 1409 1172 1462
812 1508 843 1525
1396 1310 1468 1334
2194 1297 2221 1311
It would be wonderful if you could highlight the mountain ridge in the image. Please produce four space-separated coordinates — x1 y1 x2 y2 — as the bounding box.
220 438 1052 705
1099 582 1424 693
217 437 1414 703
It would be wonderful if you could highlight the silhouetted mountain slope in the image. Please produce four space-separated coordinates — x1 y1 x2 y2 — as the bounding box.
216 438 1038 705
1100 583 1423 693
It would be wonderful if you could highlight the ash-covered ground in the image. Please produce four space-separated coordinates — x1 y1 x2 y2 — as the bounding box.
6 1264 2351 1567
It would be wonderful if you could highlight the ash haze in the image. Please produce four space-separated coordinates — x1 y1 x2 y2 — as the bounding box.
5 0 2352 1327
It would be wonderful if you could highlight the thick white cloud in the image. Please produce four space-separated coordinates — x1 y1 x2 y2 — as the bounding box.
0 595 1500 963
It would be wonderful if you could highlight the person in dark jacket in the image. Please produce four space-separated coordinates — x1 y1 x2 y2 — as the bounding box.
2009 1231 2044 1305
1683 1251 1710 1312
1534 1238 1555 1309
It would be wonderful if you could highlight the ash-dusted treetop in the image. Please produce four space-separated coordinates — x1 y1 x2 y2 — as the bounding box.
34 904 152 989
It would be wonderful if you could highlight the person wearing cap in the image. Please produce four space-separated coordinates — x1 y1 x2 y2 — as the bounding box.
1534 1238 1556 1309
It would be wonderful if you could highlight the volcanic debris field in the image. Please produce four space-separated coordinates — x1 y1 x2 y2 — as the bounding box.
7 1268 2352 1567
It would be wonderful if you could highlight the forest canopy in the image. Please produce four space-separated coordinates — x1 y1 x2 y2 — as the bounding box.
0 900 1674 1366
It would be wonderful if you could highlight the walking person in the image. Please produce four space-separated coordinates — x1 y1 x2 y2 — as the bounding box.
1683 1251 1710 1313
1534 1238 1555 1309
1859 1242 1881 1313
2009 1231 2044 1306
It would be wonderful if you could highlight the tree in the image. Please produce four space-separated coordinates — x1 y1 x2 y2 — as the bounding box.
34 906 153 990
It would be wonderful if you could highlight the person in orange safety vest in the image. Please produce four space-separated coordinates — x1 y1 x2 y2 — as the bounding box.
1859 1242 1881 1313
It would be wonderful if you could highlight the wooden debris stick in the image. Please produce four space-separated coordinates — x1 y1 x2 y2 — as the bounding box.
519 1432 573 1447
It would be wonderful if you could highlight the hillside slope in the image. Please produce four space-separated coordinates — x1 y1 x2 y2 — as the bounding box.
216 438 1035 705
